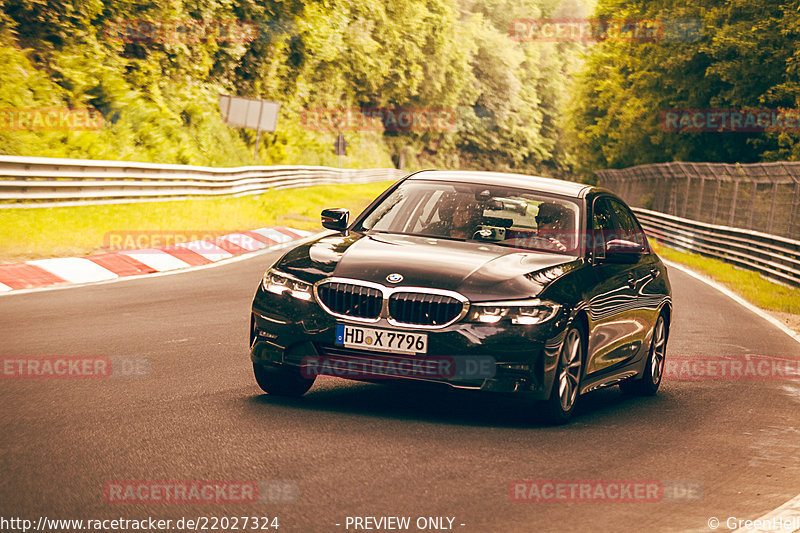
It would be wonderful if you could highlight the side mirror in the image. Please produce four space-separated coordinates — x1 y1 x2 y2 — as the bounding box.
602 239 646 264
321 208 349 231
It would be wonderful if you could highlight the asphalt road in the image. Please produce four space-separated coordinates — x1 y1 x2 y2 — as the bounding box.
1 248 799 533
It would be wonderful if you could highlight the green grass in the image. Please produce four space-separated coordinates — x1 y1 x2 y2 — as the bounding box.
650 240 800 315
0 181 396 263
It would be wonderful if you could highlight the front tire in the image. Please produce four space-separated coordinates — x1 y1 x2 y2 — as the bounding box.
621 313 668 396
253 363 315 397
543 325 584 425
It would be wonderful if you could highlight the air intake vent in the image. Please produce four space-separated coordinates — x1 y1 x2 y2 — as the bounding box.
388 292 464 326
316 282 382 319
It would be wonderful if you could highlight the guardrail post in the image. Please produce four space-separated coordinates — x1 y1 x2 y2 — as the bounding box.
711 178 721 224
748 180 758 230
767 181 779 234
671 178 679 216
681 170 691 218
728 179 739 227
620 172 629 201
695 176 706 220
790 181 800 239
659 170 669 212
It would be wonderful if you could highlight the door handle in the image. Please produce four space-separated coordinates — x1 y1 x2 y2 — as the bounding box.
649 267 659 279
627 274 637 289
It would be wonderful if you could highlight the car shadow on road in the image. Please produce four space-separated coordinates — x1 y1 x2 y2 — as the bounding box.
242 378 676 429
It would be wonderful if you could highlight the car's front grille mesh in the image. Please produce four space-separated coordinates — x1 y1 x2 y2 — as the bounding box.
316 281 466 326
316 282 382 319
388 292 464 326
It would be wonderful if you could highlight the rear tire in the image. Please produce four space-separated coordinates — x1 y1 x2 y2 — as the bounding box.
621 313 668 396
542 325 584 425
253 363 315 397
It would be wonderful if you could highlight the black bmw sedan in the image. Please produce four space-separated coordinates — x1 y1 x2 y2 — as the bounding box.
249 170 672 423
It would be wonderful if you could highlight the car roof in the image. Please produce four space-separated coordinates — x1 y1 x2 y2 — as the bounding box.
405 170 591 198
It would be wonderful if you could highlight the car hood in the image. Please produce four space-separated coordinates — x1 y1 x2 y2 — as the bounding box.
277 231 579 301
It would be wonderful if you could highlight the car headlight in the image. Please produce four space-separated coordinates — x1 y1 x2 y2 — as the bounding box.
468 299 561 325
261 269 313 301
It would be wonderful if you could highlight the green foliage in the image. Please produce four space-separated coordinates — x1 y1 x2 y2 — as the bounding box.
568 0 800 178
0 0 588 173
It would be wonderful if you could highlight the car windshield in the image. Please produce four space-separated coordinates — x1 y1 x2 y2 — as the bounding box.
356 180 581 254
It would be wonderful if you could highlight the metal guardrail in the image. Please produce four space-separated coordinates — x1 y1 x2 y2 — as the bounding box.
7 156 795 286
633 207 800 287
0 155 404 208
597 161 800 240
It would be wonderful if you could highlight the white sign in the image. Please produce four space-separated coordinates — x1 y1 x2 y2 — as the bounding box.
218 95 280 131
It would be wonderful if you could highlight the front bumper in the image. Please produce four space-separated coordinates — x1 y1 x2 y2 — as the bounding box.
250 287 567 400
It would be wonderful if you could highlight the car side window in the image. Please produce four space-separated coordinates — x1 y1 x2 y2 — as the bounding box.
592 198 614 231
607 198 649 249
591 197 615 258
407 190 445 233
606 199 636 240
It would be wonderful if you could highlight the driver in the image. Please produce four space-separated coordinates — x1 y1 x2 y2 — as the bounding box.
535 202 572 252
450 201 482 239
425 192 482 239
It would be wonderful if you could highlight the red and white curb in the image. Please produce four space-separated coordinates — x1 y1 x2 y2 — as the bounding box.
0 226 311 292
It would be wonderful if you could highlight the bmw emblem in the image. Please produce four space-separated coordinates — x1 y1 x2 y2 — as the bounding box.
386 273 404 283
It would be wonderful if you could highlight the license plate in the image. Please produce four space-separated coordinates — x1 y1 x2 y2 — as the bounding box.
335 324 428 354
